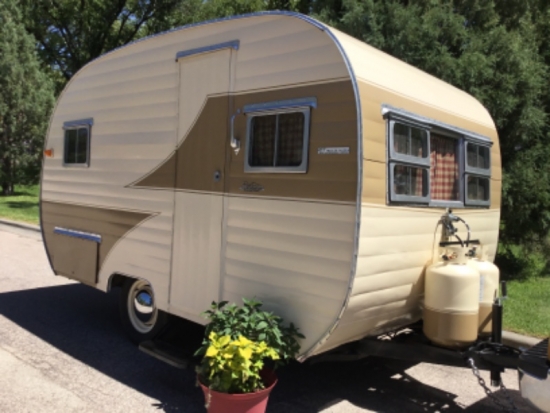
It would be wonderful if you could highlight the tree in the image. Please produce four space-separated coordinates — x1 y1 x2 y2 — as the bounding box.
0 0 55 195
21 0 191 86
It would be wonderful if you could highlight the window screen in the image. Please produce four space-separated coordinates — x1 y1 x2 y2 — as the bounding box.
467 176 490 201
393 123 428 158
467 143 490 170
64 126 90 165
393 165 428 197
247 110 307 172
249 115 276 167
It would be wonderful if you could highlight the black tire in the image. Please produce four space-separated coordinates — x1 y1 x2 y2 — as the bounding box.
119 278 169 344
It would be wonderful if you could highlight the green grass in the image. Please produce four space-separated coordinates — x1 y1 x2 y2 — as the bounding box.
0 185 40 224
503 277 550 338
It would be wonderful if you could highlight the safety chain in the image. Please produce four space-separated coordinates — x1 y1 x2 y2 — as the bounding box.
467 358 519 413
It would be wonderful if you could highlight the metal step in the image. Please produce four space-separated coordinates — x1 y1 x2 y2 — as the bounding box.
139 339 193 369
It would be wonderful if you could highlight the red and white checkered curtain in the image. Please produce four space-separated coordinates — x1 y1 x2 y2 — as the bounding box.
430 135 459 200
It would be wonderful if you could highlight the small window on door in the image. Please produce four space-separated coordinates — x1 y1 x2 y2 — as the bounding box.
63 118 93 166
245 107 311 173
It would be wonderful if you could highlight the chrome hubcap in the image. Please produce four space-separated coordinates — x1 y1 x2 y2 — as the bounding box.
127 280 158 334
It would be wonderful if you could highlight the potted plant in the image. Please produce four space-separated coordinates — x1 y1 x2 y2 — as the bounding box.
195 298 304 413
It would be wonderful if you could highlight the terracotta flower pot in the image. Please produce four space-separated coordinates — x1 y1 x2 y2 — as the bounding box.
199 370 277 413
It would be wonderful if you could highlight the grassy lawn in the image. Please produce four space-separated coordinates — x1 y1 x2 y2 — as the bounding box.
504 277 550 338
0 185 40 224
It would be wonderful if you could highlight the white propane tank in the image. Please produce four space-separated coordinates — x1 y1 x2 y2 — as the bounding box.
424 246 481 349
467 249 500 336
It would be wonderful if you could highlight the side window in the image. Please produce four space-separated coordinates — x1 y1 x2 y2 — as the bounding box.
244 98 315 173
465 142 491 206
387 113 492 208
63 119 92 166
389 121 430 203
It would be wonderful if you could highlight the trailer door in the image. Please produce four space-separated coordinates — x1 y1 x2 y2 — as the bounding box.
169 45 235 320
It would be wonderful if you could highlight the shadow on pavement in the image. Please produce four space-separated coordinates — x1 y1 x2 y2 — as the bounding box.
0 284 527 412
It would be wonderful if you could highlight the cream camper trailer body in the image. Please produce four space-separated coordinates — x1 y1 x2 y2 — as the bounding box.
40 12 501 358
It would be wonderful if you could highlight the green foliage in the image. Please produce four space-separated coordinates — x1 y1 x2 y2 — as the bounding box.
20 0 191 85
496 242 548 281
196 299 304 367
503 276 550 338
200 332 279 394
0 1 55 195
0 185 39 224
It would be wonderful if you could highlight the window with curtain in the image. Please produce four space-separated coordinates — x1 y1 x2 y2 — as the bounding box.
387 116 491 207
430 134 459 201
246 108 309 173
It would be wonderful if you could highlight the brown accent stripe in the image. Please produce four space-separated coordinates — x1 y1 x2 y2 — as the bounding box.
132 80 359 204
42 201 153 284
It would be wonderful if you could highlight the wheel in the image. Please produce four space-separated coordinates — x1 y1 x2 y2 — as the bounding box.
119 278 168 344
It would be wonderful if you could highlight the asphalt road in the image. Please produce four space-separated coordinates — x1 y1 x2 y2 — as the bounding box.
0 223 539 413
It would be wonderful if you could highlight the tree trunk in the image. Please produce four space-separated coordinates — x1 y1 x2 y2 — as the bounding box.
1 154 13 196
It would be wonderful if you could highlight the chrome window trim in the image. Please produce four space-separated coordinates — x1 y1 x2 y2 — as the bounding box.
54 227 102 243
63 123 91 167
63 118 93 129
430 200 465 208
464 173 491 207
243 97 317 114
175 40 240 61
382 104 493 145
244 106 311 174
388 162 430 203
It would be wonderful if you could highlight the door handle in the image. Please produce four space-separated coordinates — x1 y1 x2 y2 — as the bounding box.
213 170 221 182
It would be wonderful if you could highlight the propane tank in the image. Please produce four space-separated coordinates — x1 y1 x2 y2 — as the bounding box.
467 247 500 336
424 246 481 349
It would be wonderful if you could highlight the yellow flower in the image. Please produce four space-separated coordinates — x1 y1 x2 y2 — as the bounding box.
238 346 253 360
205 345 218 357
218 335 231 347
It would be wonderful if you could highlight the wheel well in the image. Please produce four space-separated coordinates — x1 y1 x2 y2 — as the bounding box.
109 273 128 291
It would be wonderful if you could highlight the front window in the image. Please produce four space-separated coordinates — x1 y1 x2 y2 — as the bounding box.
387 113 491 207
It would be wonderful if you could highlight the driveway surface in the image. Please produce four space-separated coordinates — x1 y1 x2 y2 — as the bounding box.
0 223 538 412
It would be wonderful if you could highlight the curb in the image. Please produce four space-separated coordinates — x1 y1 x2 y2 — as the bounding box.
502 330 542 350
0 218 40 233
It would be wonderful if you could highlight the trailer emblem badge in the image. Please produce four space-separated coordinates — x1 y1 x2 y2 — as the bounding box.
318 147 350 155
240 181 264 192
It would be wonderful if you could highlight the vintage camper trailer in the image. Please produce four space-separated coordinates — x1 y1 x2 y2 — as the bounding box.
40 11 502 360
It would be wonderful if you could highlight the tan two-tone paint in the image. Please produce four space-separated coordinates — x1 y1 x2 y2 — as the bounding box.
41 12 501 358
